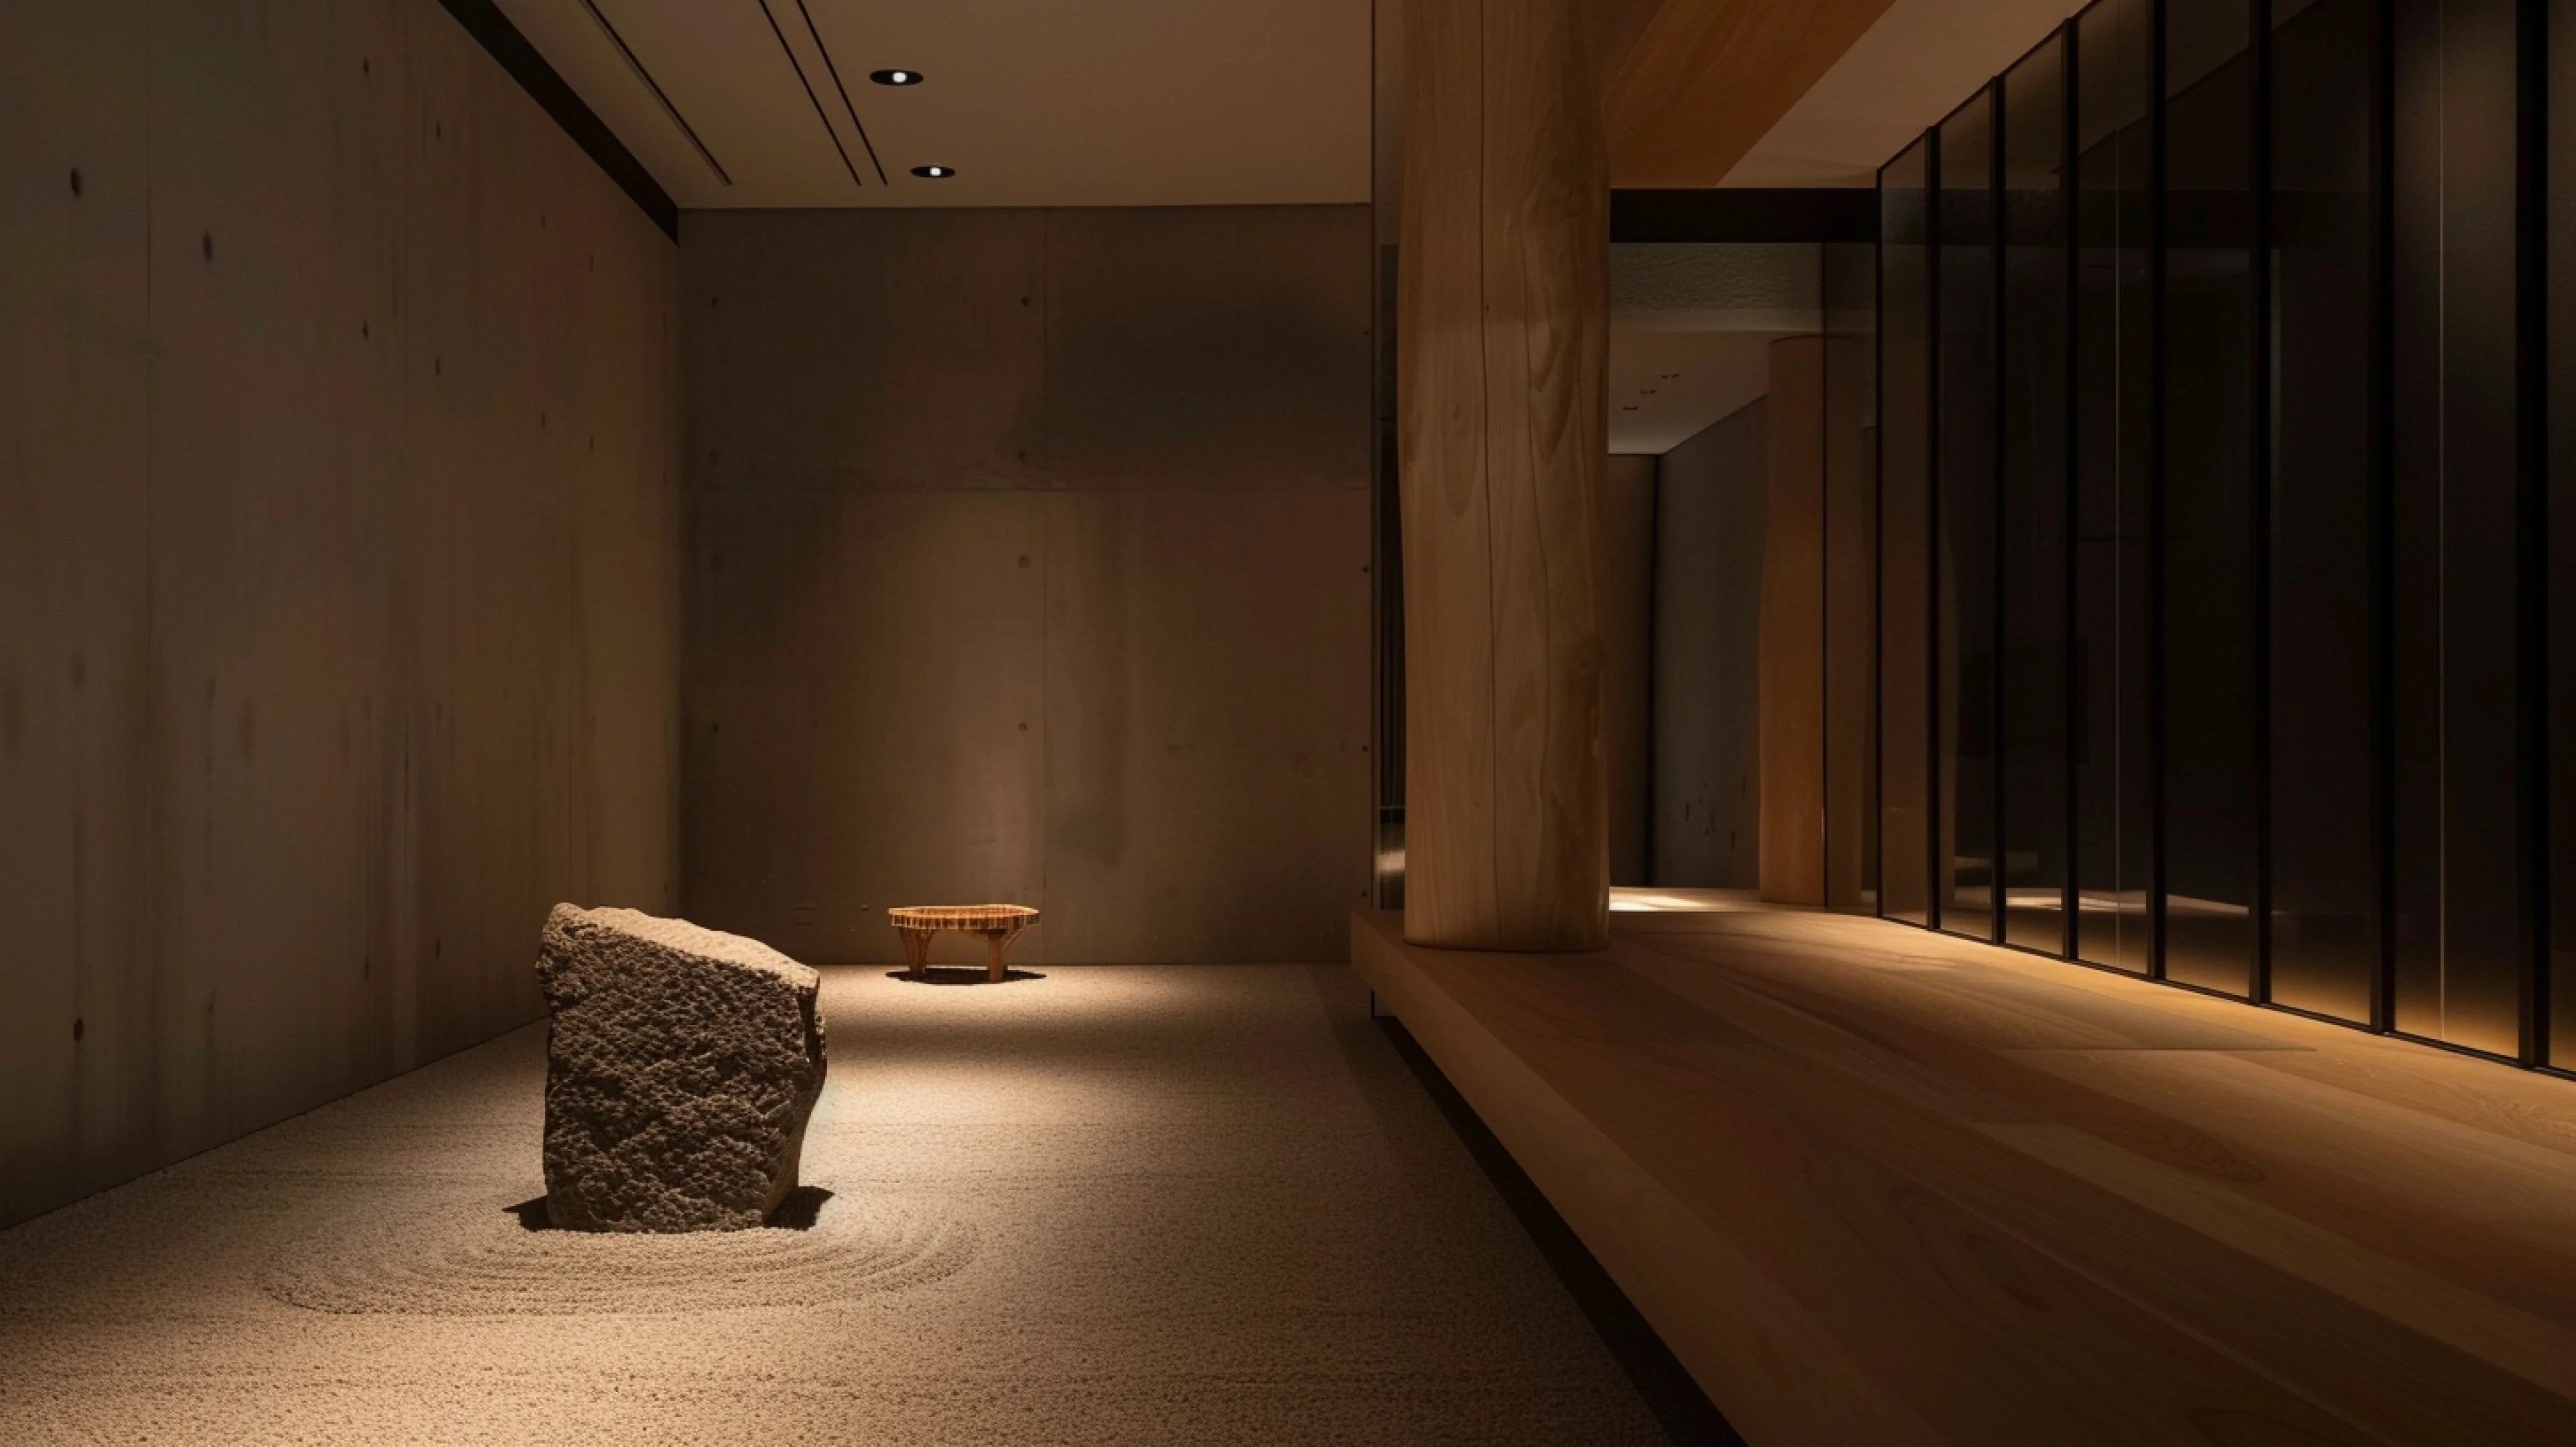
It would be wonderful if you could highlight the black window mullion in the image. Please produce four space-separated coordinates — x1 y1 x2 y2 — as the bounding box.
2518 0 2549 1066
2252 0 2276 1005
2369 0 2397 1036
2149 0 2171 983
1928 122 1946 936
1876 170 1889 922
1992 74 2011 949
2063 15 2085 961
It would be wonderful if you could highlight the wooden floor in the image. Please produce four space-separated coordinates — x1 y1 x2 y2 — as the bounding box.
1352 907 2576 1446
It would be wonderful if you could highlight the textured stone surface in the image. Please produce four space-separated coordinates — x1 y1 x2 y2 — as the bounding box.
534 905 827 1232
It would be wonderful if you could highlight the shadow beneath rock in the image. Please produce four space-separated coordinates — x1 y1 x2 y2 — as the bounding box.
503 1186 836 1232
884 967 1046 985
767 1185 834 1230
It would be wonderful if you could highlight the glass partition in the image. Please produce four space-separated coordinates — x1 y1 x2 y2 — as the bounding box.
1879 0 2549 1065
1937 89 1999 941
2159 0 2259 996
1999 35 2072 953
2390 0 2529 1056
1880 139 1935 926
2266 0 2379 1023
2071 0 2155 973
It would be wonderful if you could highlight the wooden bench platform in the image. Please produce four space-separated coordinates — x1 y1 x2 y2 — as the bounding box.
1351 906 2576 1445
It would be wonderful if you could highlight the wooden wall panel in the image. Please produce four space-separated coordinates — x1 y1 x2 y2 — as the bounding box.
1760 338 1831 904
1760 334 1874 906
0 0 681 1227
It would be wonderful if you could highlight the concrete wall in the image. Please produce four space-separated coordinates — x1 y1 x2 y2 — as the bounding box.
0 0 683 1227
682 206 1373 965
1652 399 1766 888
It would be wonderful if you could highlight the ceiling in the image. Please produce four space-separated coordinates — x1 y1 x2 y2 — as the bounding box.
490 0 1373 208
494 1 2085 454
1601 0 1899 189
1606 244 1820 454
490 1 2083 209
1721 0 2090 186
1607 330 1786 456
1604 0 2084 453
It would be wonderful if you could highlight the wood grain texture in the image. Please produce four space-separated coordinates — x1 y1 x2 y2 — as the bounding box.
1603 0 1901 188
1399 0 1611 951
1355 904 2576 1443
1760 336 1874 906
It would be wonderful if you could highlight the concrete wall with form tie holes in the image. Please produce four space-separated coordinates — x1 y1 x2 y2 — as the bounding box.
0 0 683 1228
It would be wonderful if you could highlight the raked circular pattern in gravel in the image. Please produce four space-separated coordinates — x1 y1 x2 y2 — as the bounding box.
259 1193 974 1317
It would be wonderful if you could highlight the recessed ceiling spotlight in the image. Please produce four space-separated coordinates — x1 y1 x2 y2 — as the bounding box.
912 164 956 179
870 69 923 86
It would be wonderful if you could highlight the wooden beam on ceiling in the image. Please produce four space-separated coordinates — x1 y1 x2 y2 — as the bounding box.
1602 0 1900 189
1589 0 1668 83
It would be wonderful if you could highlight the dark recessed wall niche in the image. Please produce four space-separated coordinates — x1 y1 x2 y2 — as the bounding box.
1877 0 2561 1071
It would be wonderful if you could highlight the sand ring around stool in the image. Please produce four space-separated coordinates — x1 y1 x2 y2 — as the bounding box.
260 1192 975 1316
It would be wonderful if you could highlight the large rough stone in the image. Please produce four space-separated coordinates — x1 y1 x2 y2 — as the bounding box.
534 904 828 1232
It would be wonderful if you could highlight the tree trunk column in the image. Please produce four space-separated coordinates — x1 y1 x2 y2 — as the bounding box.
1399 0 1609 951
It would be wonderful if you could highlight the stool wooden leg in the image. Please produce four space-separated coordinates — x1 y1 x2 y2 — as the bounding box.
900 928 933 979
984 930 1009 983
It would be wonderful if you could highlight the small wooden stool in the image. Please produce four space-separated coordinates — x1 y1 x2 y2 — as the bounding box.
888 904 1040 983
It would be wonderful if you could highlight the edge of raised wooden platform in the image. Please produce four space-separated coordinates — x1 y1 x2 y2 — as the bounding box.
1349 909 1939 1444
1352 906 2576 1447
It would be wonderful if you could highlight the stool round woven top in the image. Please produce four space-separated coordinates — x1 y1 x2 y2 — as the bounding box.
887 904 1039 933
888 904 1039 982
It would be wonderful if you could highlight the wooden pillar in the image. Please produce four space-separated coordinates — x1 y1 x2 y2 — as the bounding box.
1760 334 1872 906
1398 0 1609 951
